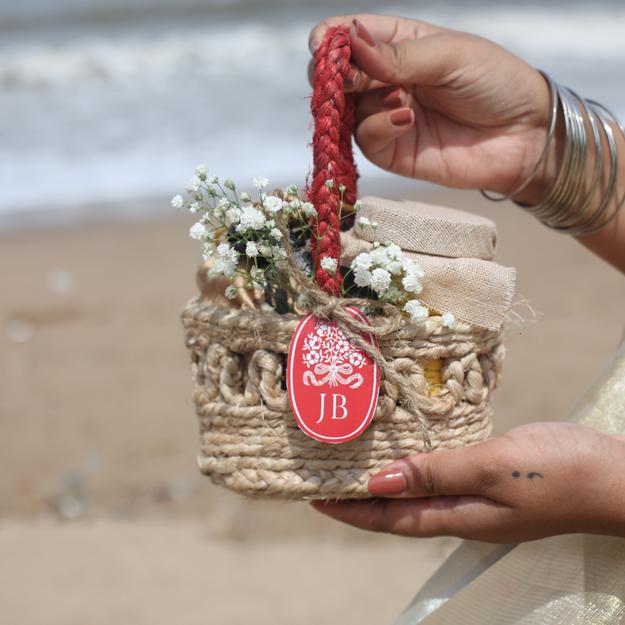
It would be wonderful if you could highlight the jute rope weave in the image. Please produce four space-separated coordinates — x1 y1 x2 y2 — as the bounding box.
181 26 506 499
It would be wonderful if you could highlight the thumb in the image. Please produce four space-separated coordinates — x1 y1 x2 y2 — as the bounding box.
368 439 503 498
350 18 462 87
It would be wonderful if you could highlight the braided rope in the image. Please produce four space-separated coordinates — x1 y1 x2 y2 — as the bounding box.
309 25 358 296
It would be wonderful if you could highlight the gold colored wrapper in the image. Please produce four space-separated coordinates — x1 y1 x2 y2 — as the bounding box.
394 335 625 625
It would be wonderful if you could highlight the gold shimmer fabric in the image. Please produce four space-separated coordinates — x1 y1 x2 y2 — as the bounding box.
393 335 625 625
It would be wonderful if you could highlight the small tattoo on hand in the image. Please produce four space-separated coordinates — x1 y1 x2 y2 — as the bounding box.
512 471 544 480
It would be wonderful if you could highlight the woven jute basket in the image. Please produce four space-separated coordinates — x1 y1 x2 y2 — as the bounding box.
182 281 504 499
181 25 513 500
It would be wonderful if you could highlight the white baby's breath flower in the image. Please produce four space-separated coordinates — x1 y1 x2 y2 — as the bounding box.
208 175 219 184
236 205 266 232
239 191 251 202
351 252 373 272
386 244 402 260
442 312 456 328
224 285 238 300
288 198 301 211
369 246 388 266
404 300 429 322
338 183 346 193
195 164 207 178
325 179 334 189
171 194 184 209
353 200 362 212
253 176 269 189
263 195 283 213
403 259 425 279
211 243 239 278
387 260 403 276
271 228 283 241
358 216 371 229
320 256 338 275
371 221 379 228
225 207 241 226
353 268 372 288
285 184 298 195
211 257 237 278
259 244 272 257
189 201 201 213
186 175 202 193
224 179 236 190
301 202 317 218
402 271 423 294
370 268 391 293
216 243 232 257
189 222 207 240
245 241 259 257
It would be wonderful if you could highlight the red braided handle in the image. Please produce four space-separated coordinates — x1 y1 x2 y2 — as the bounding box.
309 25 359 296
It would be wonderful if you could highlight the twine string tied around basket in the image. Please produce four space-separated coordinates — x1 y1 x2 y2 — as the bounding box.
275 212 433 452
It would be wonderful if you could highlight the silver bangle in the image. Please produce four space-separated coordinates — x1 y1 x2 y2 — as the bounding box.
482 71 625 236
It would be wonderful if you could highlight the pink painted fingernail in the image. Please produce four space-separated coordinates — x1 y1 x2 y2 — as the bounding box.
368 470 407 496
383 88 403 110
353 19 377 47
390 108 413 127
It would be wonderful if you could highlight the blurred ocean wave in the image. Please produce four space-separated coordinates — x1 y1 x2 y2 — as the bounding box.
1 0 624 224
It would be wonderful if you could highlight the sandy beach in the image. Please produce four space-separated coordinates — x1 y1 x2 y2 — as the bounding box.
2 185 625 624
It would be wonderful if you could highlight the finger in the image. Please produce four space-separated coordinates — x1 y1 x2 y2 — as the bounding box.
355 86 410 124
309 13 433 54
311 496 513 540
355 107 415 160
367 438 508 498
350 19 464 87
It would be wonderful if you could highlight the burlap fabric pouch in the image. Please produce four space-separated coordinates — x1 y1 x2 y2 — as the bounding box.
181 197 516 500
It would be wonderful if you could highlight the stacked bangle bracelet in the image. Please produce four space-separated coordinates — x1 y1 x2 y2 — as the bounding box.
481 71 625 235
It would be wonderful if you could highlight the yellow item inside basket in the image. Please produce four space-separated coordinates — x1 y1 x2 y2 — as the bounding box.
424 358 443 396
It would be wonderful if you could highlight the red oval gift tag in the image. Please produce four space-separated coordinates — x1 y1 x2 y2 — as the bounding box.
287 307 381 444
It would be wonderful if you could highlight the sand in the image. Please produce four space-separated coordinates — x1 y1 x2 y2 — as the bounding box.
1 184 624 624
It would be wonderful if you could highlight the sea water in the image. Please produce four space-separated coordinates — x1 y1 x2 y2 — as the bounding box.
1 0 624 226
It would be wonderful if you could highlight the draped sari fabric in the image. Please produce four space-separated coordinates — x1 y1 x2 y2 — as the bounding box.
393 335 625 625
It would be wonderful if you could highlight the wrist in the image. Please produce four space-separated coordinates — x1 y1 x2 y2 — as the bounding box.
514 107 566 206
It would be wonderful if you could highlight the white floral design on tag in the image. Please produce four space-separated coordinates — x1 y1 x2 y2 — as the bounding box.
301 321 366 389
